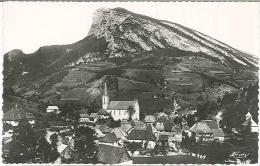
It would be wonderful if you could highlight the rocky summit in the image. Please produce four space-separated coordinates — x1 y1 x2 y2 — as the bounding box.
3 8 258 115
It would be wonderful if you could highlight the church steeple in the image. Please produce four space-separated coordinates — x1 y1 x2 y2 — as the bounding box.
102 82 109 110
104 82 108 96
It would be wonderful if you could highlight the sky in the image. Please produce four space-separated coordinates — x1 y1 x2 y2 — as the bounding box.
2 2 260 56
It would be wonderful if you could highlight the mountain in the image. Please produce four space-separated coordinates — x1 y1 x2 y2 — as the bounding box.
3 7 258 115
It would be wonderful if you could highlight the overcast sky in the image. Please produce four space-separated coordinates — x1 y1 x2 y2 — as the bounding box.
3 2 260 56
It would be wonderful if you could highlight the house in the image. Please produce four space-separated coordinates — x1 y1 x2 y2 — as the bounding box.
79 114 95 123
189 120 225 142
154 116 173 132
95 128 106 138
177 107 197 117
144 115 156 124
242 112 258 133
97 109 110 119
102 83 140 121
46 106 60 114
89 113 99 122
127 129 156 141
97 144 131 164
127 127 156 149
157 134 169 147
58 144 74 161
3 105 36 126
170 126 182 142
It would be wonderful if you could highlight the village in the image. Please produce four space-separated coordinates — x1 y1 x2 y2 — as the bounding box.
2 82 258 164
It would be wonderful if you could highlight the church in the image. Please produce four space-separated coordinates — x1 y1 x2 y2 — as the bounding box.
242 112 258 133
102 83 140 121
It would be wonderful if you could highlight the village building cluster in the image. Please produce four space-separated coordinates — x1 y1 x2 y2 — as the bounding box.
2 82 258 164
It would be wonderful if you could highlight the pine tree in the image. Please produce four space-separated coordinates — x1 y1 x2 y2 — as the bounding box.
74 126 97 162
9 119 36 163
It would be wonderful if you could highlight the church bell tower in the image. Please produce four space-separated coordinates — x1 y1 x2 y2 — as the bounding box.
102 82 109 110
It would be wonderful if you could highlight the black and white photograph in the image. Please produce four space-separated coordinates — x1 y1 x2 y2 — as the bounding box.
0 1 259 164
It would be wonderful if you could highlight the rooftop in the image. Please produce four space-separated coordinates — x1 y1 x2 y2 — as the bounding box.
144 115 156 123
99 132 119 143
190 120 219 133
158 134 169 141
127 129 156 141
90 113 99 118
79 114 90 118
47 106 59 110
107 101 136 110
98 109 109 116
96 125 112 133
120 123 133 133
212 129 225 137
97 144 131 164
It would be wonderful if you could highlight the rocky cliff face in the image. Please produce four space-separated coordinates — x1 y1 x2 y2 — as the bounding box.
87 8 258 68
3 8 258 114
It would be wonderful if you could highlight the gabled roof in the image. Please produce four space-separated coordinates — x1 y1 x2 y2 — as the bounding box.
47 106 59 110
190 120 219 133
177 107 191 116
157 116 170 123
127 129 156 141
57 144 69 154
242 118 258 127
246 112 252 117
212 129 225 137
3 108 35 121
99 132 119 143
144 115 156 123
112 128 127 140
154 117 173 132
90 113 99 119
97 125 112 134
120 123 133 133
79 114 90 118
158 134 169 141
98 109 109 116
107 101 136 110
130 120 146 130
97 144 131 164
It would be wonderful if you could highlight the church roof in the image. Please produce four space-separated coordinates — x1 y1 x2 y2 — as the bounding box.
107 101 136 110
